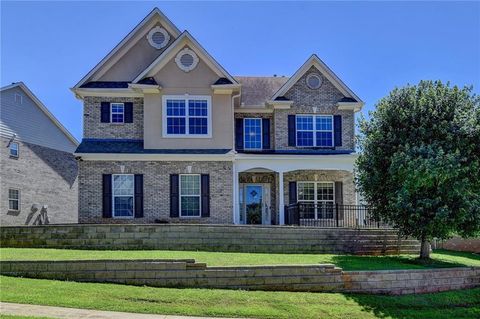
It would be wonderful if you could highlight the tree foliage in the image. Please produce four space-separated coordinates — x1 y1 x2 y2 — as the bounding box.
356 81 480 254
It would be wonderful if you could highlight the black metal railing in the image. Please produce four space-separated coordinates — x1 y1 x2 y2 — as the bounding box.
285 202 389 228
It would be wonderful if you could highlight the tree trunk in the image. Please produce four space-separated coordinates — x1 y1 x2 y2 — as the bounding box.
419 236 431 259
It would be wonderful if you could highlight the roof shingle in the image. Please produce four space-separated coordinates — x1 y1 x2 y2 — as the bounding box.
234 76 289 106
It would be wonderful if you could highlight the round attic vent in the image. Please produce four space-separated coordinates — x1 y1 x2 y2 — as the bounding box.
306 73 323 90
147 26 169 49
175 48 199 72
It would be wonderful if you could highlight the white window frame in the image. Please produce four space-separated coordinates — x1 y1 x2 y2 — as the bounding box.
295 115 334 147
162 95 212 138
9 142 19 157
8 188 20 211
297 181 335 219
14 93 23 104
243 118 263 150
110 103 125 124
179 174 201 218
112 174 134 219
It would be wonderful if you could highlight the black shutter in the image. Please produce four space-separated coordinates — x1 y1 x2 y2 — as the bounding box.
124 102 133 123
289 181 297 204
335 181 343 205
235 118 244 150
102 174 112 218
262 118 270 150
201 174 210 217
134 174 144 218
288 115 296 146
334 115 342 147
101 102 110 123
170 174 179 217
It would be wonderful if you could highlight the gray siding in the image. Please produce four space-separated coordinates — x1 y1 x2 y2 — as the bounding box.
0 86 77 153
0 137 78 225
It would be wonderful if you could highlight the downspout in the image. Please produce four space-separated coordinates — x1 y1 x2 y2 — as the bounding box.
231 91 241 224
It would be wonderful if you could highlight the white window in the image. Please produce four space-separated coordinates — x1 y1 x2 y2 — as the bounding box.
112 174 134 218
8 189 20 211
14 93 23 104
162 95 212 138
296 115 333 147
180 174 201 217
244 118 262 150
297 182 335 219
9 142 19 157
111 103 124 123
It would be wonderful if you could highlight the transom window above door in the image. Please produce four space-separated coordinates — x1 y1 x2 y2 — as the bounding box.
162 96 211 137
244 118 262 150
296 115 333 147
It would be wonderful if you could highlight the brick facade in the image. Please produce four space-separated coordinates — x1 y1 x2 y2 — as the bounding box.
0 137 78 225
83 97 144 139
78 160 233 224
275 66 355 150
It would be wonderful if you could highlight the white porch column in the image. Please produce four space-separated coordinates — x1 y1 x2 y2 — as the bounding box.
278 171 285 225
233 165 240 224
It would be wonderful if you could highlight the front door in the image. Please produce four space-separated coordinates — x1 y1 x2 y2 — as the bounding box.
240 184 271 225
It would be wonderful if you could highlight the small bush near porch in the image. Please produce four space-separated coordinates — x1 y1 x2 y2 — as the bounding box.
0 248 478 270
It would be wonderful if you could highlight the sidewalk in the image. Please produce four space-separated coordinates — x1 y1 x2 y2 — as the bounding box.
0 302 243 319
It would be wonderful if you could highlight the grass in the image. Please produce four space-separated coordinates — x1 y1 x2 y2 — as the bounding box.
0 275 479 319
0 248 478 271
0 316 54 319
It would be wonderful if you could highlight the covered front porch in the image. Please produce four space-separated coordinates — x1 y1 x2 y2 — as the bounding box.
233 153 368 226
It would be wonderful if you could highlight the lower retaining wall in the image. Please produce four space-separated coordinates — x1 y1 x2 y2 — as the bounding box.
1 259 478 295
0 224 420 255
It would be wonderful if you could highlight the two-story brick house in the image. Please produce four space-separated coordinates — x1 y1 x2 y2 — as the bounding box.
73 8 364 225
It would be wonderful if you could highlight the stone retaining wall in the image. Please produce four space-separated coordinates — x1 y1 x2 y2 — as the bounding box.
0 224 420 255
1 259 478 295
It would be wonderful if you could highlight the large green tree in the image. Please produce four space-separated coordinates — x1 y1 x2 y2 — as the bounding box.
356 81 480 259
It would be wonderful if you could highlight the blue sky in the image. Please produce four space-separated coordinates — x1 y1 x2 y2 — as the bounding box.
1 1 479 140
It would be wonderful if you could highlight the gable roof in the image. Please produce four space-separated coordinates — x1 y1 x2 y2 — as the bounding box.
235 76 289 106
271 54 364 104
74 8 181 89
133 31 238 85
0 82 79 146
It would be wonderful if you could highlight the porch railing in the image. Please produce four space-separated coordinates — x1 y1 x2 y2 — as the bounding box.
285 202 390 228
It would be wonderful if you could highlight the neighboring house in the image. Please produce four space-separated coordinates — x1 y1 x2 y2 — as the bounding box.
0 82 79 225
72 8 364 225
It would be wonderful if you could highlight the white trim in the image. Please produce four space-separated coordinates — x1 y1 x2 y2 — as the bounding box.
8 188 20 212
297 181 335 220
306 73 323 90
1 82 79 146
243 118 263 150
179 174 202 218
75 152 235 161
295 114 334 148
271 54 364 107
110 103 125 124
112 174 135 219
234 107 273 114
133 31 238 85
162 95 212 138
9 142 19 158
175 48 199 72
337 102 363 112
74 8 181 88
147 26 170 49
71 88 143 99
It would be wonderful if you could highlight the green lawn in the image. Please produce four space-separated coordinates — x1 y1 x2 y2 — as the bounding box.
0 275 479 319
0 316 53 319
0 248 478 270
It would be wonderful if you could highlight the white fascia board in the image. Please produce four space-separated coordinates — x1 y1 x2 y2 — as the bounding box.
71 88 144 99
75 153 235 162
74 8 181 88
133 31 238 85
1 82 79 146
337 102 364 112
234 107 273 113
128 83 162 93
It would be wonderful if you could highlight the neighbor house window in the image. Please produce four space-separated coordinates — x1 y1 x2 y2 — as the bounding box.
296 115 333 147
8 189 20 211
111 103 125 123
244 118 262 150
9 142 19 157
112 174 134 218
180 174 201 217
163 96 211 137
297 182 334 219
